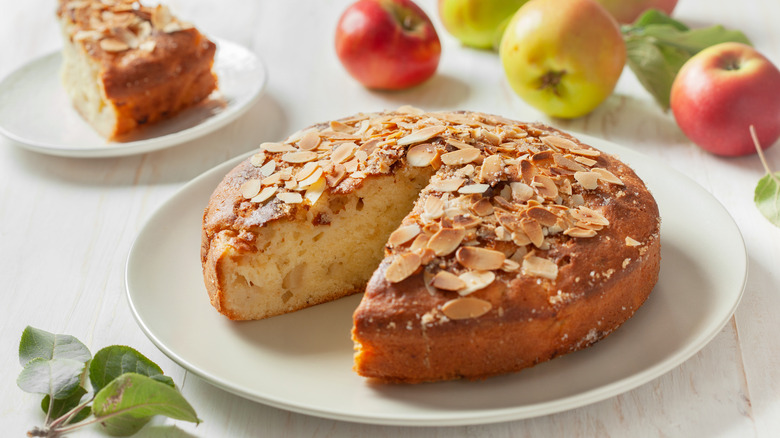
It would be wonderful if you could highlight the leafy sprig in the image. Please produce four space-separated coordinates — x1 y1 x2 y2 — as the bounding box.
17 326 200 437
751 126 780 227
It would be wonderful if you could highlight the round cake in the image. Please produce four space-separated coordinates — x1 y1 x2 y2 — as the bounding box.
201 108 661 383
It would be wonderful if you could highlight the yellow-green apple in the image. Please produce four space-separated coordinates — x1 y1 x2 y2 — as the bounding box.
670 42 780 156
438 0 528 50
335 0 441 90
499 0 626 118
594 0 677 24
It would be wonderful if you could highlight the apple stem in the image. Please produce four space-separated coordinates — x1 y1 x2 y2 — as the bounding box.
750 125 780 183
539 70 566 96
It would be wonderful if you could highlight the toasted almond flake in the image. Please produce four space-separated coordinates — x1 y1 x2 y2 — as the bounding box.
343 157 359 173
397 125 447 146
276 192 303 204
427 227 466 256
351 171 367 179
239 179 262 199
331 142 357 163
396 105 425 115
139 40 156 52
559 178 573 196
441 297 492 320
479 155 503 184
520 218 544 247
261 173 283 186
298 167 324 188
407 143 437 167
285 180 298 190
554 153 588 172
520 160 537 184
512 231 532 246
250 186 277 204
532 174 558 199
99 37 129 52
298 131 321 151
259 160 276 177
570 148 601 157
261 142 296 153
73 30 102 41
432 271 467 291
469 198 494 216
456 246 505 270
329 120 353 133
385 253 422 283
458 270 496 295
501 259 520 272
591 168 624 185
510 182 533 202
532 150 554 163
445 138 476 150
527 206 558 227
572 206 610 226
564 227 597 238
151 4 172 29
494 226 512 241
574 171 600 190
423 269 438 296
496 211 521 232
453 214 481 228
325 164 346 187
574 156 597 167
389 224 421 247
625 236 641 246
250 152 266 167
295 161 319 181
541 135 578 151
570 194 585 207
304 176 327 205
410 233 431 253
480 130 502 145
458 184 489 194
282 151 318 163
423 195 445 220
441 148 480 166
429 178 465 192
522 256 558 280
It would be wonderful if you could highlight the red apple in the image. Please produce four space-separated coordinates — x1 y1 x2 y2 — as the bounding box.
670 42 780 156
335 0 441 90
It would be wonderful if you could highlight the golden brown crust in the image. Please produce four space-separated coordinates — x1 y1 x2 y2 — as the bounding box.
58 0 217 138
201 109 661 381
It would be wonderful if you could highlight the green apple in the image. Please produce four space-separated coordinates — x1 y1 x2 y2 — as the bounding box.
438 0 528 50
499 0 626 118
594 0 678 24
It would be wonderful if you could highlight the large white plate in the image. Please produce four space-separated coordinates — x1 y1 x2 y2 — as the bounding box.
126 135 747 426
0 38 265 158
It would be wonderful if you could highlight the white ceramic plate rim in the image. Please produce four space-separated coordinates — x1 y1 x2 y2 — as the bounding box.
126 133 747 426
0 38 266 158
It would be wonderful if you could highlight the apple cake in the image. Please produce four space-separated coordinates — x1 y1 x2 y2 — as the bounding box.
201 108 661 383
57 0 217 140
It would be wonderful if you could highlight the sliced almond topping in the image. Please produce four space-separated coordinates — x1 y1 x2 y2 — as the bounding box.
510 182 534 203
295 161 319 181
282 151 318 163
479 155 504 184
358 138 382 155
331 142 357 164
494 226 512 241
541 135 578 151
407 143 437 167
325 164 346 187
501 259 520 272
388 224 421 247
532 150 554 163
329 120 353 133
260 142 296 153
570 194 585 207
427 227 466 256
250 186 277 204
343 157 360 173
297 167 324 188
446 138 476 150
469 198 494 217
458 270 496 295
480 130 502 146
432 271 467 291
571 206 610 226
453 214 482 229
520 218 545 247
151 4 172 29
261 172 283 186
304 176 327 206
298 131 321 151
239 179 262 199
574 171 600 190
496 211 521 232
625 236 641 246
429 178 465 192
458 184 489 194
385 253 422 283
564 227 597 238
532 175 558 199
441 148 480 166
554 153 588 172
397 125 447 146
277 192 303 204
250 152 266 167
396 105 425 115
456 246 505 270
99 37 129 52
423 195 445 220
520 160 537 184
574 156 597 167
522 256 558 280
441 297 492 320
591 168 624 185
259 160 276 177
512 231 532 246
527 206 558 227
570 148 601 158
410 233 431 253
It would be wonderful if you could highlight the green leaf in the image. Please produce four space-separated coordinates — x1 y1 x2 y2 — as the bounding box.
92 373 200 436
89 346 174 395
41 386 91 425
17 357 85 399
755 173 780 227
622 11 752 110
19 326 91 367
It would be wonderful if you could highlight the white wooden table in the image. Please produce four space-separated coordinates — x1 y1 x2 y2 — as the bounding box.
2 0 779 436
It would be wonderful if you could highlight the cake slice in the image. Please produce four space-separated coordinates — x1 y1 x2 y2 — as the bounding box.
57 0 218 140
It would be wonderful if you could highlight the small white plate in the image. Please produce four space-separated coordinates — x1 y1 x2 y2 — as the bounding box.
126 135 747 426
0 38 266 158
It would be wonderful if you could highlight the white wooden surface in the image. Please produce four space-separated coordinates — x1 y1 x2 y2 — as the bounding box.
2 0 779 436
